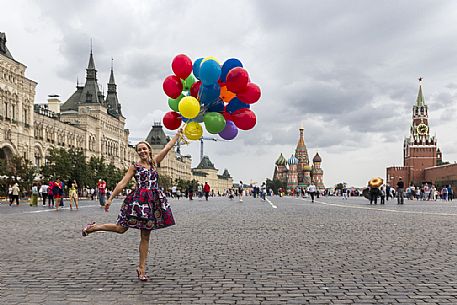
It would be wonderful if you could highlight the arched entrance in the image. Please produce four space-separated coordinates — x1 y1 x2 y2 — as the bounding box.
0 145 14 164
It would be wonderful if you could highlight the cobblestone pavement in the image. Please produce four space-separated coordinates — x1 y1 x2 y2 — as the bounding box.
1 195 457 304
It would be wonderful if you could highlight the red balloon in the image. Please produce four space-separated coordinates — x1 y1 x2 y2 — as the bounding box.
190 80 202 98
172 54 192 79
163 75 183 99
163 111 182 130
226 67 249 93
231 108 256 130
222 111 232 122
237 83 261 104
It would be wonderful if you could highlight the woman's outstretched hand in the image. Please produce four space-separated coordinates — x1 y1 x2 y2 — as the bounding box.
104 198 112 212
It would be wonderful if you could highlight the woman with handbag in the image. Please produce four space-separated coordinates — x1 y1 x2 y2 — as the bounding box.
81 129 182 281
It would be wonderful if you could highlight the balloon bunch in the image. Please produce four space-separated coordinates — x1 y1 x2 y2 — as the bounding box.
162 54 261 141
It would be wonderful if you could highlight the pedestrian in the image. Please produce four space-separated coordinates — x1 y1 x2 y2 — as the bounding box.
69 180 79 210
380 186 386 205
97 179 107 207
187 184 193 201
39 182 48 206
386 184 391 201
307 182 317 203
10 183 20 206
90 187 95 200
260 182 267 201
203 182 210 201
8 184 13 205
238 181 244 202
369 185 379 205
81 130 181 281
197 184 203 199
447 185 453 201
48 179 55 208
30 183 39 206
171 185 177 198
54 178 62 211
59 178 65 207
396 177 405 204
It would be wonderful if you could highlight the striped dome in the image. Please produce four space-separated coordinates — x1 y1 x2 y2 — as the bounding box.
288 154 299 165
275 153 287 166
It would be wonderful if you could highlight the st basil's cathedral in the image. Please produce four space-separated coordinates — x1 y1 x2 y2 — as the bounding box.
273 127 325 190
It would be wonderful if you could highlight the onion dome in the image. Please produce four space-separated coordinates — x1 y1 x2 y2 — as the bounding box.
275 153 287 166
303 165 312 172
288 154 299 165
313 152 322 163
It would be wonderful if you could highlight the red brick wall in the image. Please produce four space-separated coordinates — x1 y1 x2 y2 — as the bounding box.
404 146 436 184
386 166 410 188
424 163 457 186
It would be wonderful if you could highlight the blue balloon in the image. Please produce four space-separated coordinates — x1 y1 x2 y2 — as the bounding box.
220 58 243 82
199 59 221 86
208 99 224 112
193 58 203 80
182 117 189 122
199 83 220 106
226 97 250 114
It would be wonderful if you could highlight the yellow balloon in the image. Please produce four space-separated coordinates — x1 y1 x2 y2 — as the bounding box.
184 122 203 140
202 56 220 64
178 96 200 119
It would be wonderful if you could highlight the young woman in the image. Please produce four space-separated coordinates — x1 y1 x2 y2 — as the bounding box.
69 180 79 210
81 129 182 281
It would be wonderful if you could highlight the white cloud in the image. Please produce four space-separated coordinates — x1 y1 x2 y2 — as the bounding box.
3 0 457 187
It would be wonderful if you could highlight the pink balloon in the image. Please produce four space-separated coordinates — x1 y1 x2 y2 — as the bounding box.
231 108 256 130
163 75 183 99
237 83 261 104
172 54 192 79
226 67 249 93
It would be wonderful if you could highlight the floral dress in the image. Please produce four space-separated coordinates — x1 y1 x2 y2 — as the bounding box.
117 162 175 230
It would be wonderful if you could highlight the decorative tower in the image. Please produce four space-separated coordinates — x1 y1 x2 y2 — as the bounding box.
106 60 123 118
403 79 438 184
311 152 325 189
287 155 299 189
273 153 288 183
295 126 310 187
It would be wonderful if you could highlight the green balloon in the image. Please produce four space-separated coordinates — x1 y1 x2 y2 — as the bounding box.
168 94 183 112
203 112 226 134
183 74 196 91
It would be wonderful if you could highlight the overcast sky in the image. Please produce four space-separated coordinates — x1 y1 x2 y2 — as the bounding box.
2 0 457 187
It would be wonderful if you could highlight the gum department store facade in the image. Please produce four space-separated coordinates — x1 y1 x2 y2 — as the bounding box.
0 33 232 193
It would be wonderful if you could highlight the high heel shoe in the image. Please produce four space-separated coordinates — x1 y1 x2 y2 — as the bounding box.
81 222 96 236
136 268 148 282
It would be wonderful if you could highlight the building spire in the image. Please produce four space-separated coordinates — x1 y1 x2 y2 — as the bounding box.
297 124 305 147
109 58 116 84
416 77 425 107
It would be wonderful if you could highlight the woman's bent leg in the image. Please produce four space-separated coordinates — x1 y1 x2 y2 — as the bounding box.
88 224 128 234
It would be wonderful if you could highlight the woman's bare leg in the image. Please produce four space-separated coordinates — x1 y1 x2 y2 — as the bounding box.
75 197 79 209
138 230 151 275
87 223 128 234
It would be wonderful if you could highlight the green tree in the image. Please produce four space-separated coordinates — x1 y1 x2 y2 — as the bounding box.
266 178 287 195
158 174 172 190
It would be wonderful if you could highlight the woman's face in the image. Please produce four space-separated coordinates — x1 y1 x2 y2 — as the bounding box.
137 143 150 160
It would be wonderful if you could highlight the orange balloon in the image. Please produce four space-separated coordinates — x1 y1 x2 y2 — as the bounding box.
220 86 236 103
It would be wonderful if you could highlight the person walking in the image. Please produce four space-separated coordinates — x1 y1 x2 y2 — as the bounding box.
238 181 244 202
54 178 62 211
81 131 181 281
203 182 210 201
396 177 405 205
260 182 267 201
69 180 79 210
380 186 386 205
30 183 39 206
39 183 48 206
307 183 317 203
10 183 20 206
97 179 107 207
187 184 194 201
47 179 55 208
